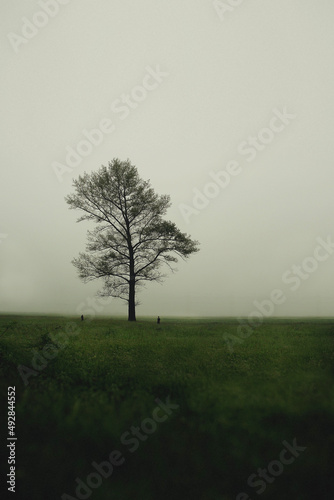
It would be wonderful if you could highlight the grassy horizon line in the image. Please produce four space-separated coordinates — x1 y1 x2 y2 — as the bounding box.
1 312 334 322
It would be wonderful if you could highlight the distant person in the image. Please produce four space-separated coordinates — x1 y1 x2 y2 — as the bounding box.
81 314 84 321
157 316 160 324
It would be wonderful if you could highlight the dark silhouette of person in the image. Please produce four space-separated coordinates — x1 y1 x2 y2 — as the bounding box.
157 316 160 324
81 315 84 321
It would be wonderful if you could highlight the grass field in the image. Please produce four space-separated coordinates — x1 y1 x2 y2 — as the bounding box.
1 315 334 500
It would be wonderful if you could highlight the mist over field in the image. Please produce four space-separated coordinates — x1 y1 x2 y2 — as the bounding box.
1 1 334 318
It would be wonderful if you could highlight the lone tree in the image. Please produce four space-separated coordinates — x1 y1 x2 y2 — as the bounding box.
65 159 199 321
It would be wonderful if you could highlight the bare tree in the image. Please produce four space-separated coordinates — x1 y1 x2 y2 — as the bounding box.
65 159 199 321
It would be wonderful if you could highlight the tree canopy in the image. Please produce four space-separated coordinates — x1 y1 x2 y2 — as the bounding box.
65 159 199 320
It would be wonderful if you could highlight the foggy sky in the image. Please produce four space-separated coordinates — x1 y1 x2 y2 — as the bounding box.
1 0 334 318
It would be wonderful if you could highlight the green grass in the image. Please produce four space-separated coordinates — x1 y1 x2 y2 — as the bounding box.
1 315 333 500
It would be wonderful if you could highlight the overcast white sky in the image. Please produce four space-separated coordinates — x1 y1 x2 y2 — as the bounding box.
1 0 334 318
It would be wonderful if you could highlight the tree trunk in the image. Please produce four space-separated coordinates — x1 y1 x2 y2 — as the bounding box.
128 275 136 321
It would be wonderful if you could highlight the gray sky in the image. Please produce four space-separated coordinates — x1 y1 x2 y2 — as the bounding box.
1 0 334 318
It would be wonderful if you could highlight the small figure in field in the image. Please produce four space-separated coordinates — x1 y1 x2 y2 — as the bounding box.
81 314 84 321
157 316 160 324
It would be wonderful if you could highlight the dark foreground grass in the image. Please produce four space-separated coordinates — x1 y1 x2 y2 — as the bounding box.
0 315 334 500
